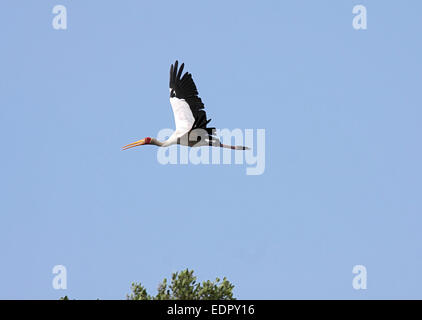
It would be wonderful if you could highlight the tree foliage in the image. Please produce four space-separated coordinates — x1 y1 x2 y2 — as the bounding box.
127 269 235 300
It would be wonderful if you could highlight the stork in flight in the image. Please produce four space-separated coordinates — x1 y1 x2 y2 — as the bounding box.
122 61 249 151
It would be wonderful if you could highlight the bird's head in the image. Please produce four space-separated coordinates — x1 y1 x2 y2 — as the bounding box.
122 137 152 150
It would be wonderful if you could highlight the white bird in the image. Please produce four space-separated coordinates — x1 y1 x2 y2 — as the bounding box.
122 61 248 151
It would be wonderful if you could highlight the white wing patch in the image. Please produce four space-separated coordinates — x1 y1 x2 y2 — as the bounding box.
169 97 195 136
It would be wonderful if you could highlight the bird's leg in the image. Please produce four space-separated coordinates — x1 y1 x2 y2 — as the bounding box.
210 137 249 150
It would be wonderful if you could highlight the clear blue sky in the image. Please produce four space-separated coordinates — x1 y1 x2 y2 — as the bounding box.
1 0 421 299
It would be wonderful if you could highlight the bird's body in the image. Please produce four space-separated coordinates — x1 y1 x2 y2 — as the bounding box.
122 61 248 151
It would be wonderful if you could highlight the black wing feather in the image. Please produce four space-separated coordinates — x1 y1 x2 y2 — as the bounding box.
169 60 214 133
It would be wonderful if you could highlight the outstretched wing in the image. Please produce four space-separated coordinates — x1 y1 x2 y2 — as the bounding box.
169 60 214 137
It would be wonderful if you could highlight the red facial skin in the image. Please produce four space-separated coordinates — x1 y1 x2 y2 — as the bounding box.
145 137 152 144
